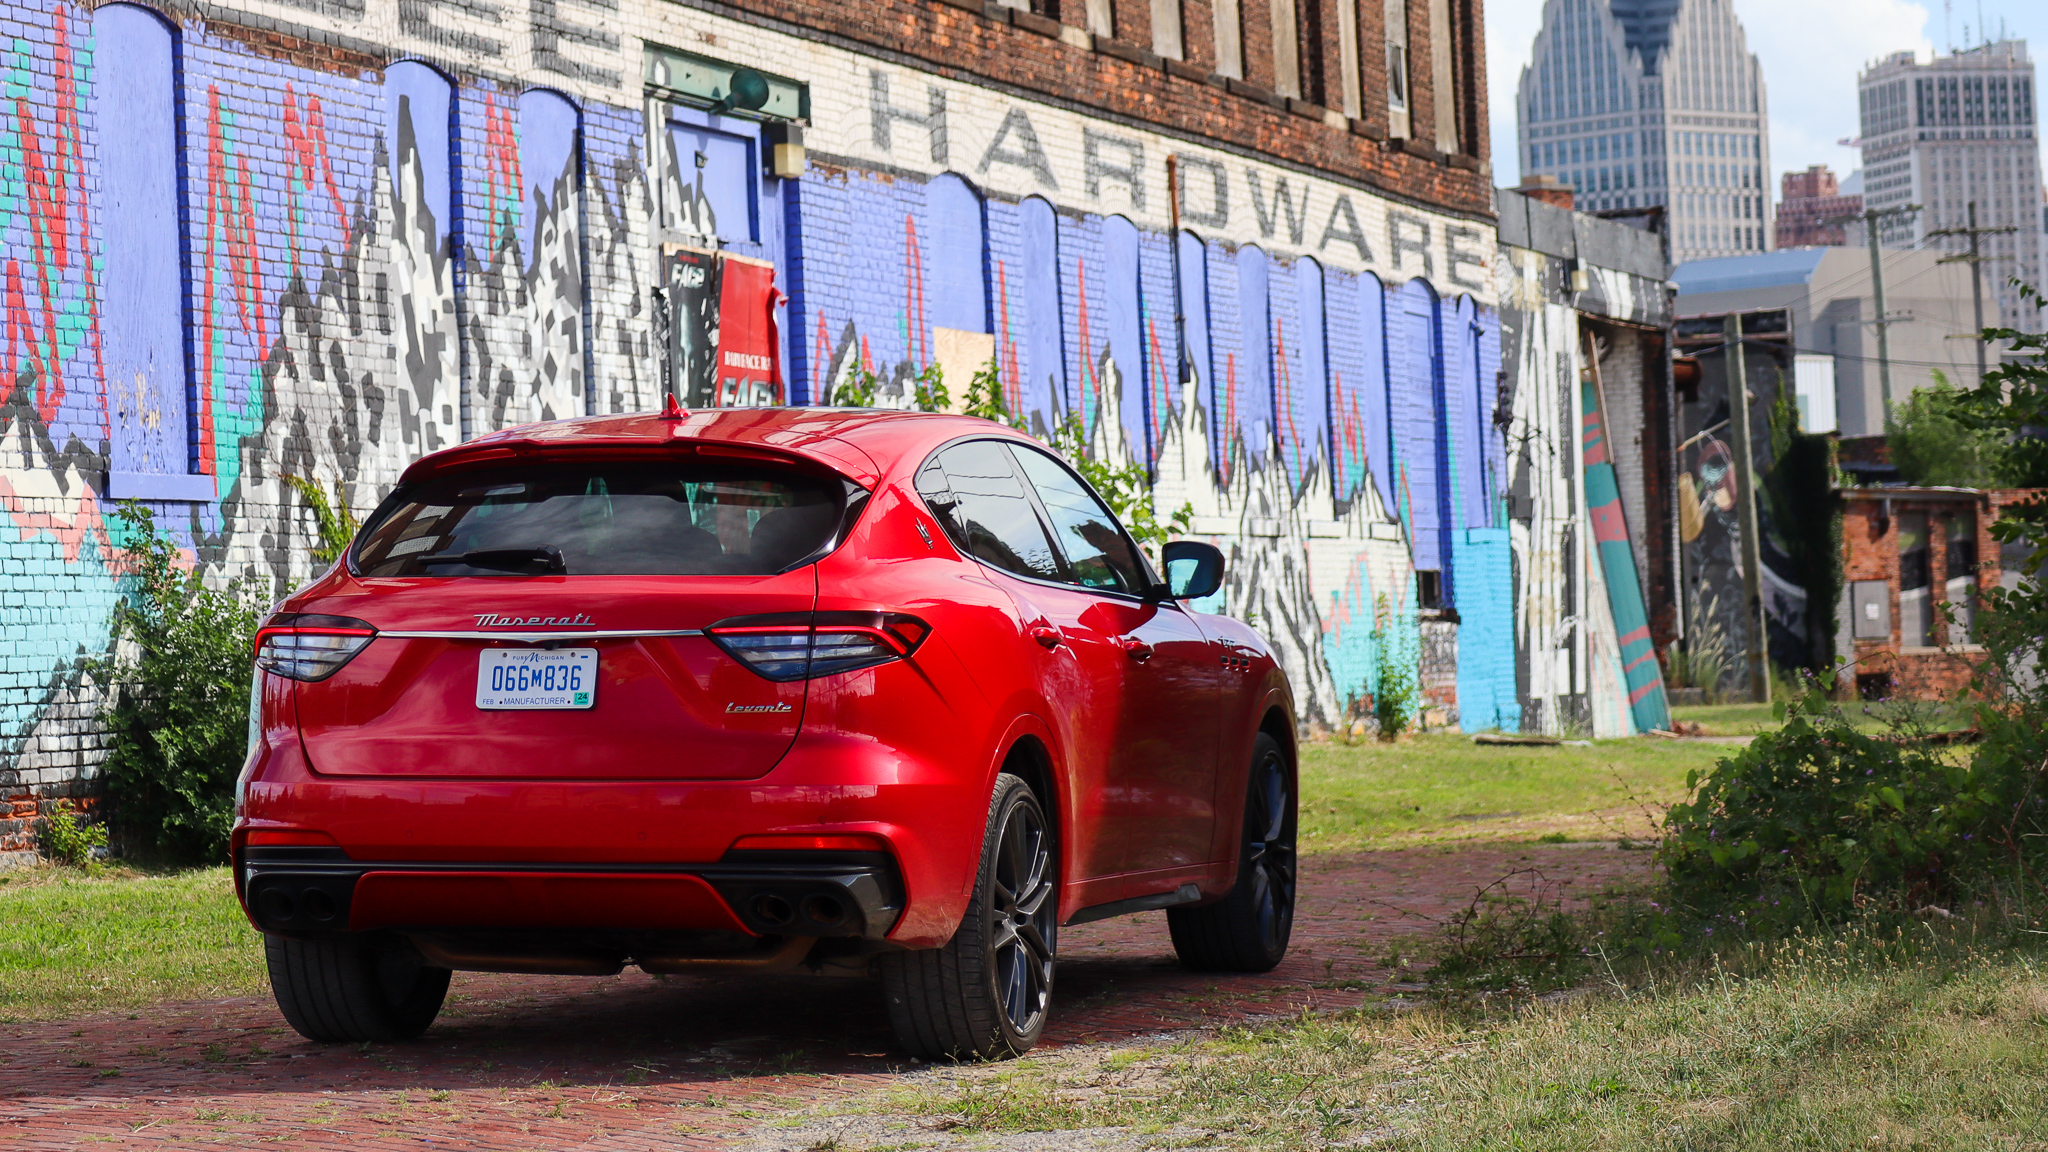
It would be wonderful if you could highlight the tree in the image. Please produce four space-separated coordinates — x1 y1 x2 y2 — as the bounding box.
1888 371 2005 488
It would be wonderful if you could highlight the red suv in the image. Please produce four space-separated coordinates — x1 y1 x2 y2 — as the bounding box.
235 405 1297 1059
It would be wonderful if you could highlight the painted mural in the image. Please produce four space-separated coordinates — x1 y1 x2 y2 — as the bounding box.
0 0 1644 849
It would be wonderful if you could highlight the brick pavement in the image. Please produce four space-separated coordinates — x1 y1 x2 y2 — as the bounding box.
0 844 1653 1150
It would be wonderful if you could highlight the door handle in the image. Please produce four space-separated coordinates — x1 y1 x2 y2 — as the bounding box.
1029 625 1063 649
1120 637 1153 661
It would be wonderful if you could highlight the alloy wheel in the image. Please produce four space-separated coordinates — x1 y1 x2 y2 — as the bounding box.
989 796 1056 1036
1244 751 1297 956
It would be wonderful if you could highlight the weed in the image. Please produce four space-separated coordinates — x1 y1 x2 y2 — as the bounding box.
961 358 1018 426
1045 412 1193 556
279 474 361 567
39 807 106 868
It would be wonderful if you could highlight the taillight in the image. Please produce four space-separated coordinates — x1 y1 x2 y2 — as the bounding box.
254 614 377 682
707 611 931 682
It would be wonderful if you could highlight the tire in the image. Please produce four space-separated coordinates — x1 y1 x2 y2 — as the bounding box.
1169 732 1297 972
265 933 451 1043
880 772 1057 1060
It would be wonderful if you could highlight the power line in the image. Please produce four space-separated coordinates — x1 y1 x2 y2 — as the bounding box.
1927 201 2020 380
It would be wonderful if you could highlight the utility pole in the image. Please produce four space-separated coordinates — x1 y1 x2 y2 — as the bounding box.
1722 313 1771 704
1833 204 1921 430
1929 200 2017 381
1866 210 1897 431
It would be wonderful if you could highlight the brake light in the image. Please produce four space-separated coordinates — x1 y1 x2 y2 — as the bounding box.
255 614 377 682
729 832 889 852
707 611 931 682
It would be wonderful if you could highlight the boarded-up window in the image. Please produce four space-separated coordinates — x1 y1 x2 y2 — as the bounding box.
98 5 208 501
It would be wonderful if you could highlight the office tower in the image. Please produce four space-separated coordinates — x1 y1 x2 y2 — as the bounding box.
1776 165 1863 247
1517 0 1773 263
1858 42 2045 330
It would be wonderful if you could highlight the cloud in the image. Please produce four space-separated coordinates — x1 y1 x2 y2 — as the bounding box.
1735 0 1933 179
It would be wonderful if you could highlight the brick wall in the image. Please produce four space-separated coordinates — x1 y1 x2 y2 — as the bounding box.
1836 488 2039 700
0 0 1577 865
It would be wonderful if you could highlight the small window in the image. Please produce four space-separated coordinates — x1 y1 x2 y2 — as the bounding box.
1898 512 1931 646
919 441 1063 582
1384 0 1409 113
1010 447 1148 593
1416 569 1444 611
1851 580 1890 640
354 463 844 576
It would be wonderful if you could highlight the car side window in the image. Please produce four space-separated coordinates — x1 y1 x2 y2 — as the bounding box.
1009 447 1148 594
919 441 1065 582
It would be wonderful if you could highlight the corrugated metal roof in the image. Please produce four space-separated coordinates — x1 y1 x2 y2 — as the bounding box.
1673 249 1829 296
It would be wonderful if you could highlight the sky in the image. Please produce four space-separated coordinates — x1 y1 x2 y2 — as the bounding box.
1486 0 2048 194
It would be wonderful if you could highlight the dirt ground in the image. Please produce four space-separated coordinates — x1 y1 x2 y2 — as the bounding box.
0 843 1655 1150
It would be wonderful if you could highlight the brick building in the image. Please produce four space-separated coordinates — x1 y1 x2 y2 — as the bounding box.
1774 164 1861 249
1837 486 2039 699
0 0 1682 861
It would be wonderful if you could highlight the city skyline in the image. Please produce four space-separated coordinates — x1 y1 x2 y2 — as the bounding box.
1490 0 2048 196
1516 0 1773 264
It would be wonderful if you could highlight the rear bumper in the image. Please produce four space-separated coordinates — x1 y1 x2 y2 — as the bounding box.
239 847 905 940
235 727 990 947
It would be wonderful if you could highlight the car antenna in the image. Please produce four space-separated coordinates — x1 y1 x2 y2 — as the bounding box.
659 392 686 420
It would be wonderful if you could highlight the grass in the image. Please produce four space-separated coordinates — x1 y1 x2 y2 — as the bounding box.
1299 733 1727 853
0 866 265 1020
1668 701 1782 735
1671 699 1978 737
874 926 2048 1150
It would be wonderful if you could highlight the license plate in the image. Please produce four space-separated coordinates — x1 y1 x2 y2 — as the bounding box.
476 648 597 710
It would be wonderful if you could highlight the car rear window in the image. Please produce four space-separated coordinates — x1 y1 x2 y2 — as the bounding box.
353 463 846 577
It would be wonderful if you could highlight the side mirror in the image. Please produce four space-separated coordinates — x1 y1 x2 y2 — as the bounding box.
1159 540 1224 601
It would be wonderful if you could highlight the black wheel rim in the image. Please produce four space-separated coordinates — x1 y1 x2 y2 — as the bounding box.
990 796 1056 1036
1245 752 1296 955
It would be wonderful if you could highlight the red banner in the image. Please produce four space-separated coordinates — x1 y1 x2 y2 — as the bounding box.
713 254 781 407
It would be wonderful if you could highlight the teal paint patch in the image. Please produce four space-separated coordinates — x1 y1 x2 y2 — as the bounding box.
1453 527 1519 732
0 520 122 756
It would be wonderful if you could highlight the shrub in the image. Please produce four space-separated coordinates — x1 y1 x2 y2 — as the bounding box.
1660 682 2033 926
92 504 260 865
39 806 107 868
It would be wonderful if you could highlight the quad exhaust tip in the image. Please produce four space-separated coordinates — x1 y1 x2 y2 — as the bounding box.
750 891 849 932
255 883 342 926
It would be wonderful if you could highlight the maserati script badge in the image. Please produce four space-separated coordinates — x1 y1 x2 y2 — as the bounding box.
725 702 794 714
473 613 594 628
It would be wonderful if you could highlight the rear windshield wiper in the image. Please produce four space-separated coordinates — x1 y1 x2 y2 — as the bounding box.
417 546 567 574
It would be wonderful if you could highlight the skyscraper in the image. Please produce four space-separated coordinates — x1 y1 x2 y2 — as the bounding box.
1517 0 1772 263
1858 42 2045 330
